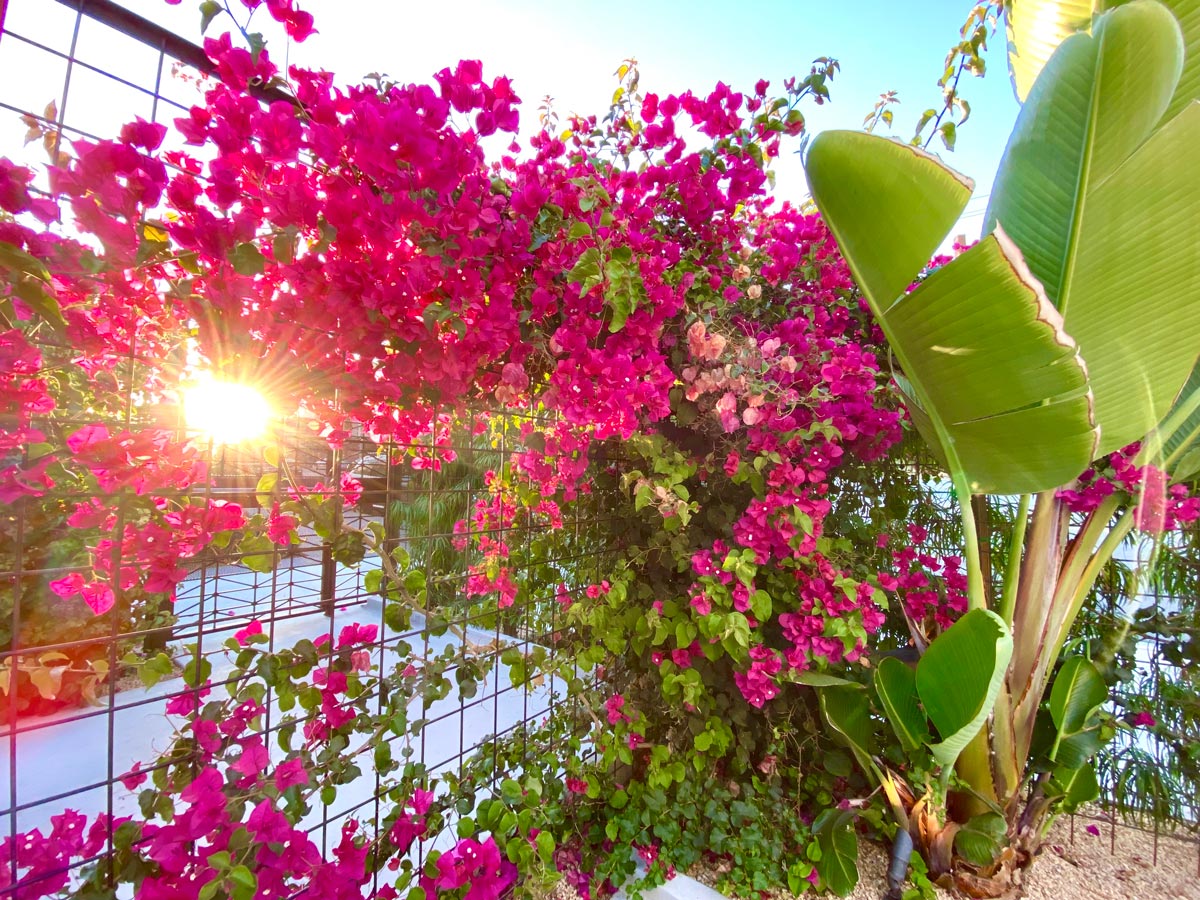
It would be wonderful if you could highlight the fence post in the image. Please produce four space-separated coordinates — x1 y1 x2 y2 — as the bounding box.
320 444 342 616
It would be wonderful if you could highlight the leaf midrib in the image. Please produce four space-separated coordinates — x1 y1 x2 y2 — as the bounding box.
1054 24 1106 321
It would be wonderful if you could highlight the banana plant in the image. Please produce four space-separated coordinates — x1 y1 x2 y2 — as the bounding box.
803 1 1200 895
1006 0 1199 120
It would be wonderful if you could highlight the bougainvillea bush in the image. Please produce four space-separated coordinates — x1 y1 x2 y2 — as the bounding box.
0 1 927 893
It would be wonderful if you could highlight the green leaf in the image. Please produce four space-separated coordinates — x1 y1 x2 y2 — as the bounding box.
1162 0 1200 121
246 32 267 64
228 866 256 900
806 133 1097 493
0 241 66 331
939 121 957 150
607 284 634 333
0 241 50 282
812 809 859 897
874 656 930 752
28 665 64 699
916 609 1013 768
818 685 874 776
331 530 366 566
1047 761 1101 811
1049 656 1107 737
199 0 223 34
12 279 67 331
987 3 1200 454
501 777 523 802
255 472 278 506
1159 360 1200 480
954 812 1006 867
231 242 265 276
823 751 853 777
791 671 860 688
913 108 938 140
535 830 555 864
139 653 175 689
272 228 297 265
364 569 383 595
238 533 276 573
1161 365 1200 482
1047 656 1107 765
805 132 971 312
897 232 1096 493
1006 0 1097 101
566 247 603 294
1005 1 1200 121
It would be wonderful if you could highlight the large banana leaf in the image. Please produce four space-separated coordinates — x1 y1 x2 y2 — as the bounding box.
875 656 930 752
987 2 1200 454
1048 656 1107 735
1006 0 1200 121
1160 361 1200 480
819 684 875 776
1159 0 1200 118
806 132 1097 494
916 609 1014 768
1007 0 1098 101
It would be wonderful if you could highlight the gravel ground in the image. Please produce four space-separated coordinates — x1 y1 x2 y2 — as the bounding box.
553 816 1200 900
1022 816 1199 900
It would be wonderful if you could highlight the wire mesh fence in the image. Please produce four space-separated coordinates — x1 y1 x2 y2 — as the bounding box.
0 3 617 894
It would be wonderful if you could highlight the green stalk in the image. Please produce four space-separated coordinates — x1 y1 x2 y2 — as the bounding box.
1052 494 1122 615
952 467 987 612
879 350 984 613
955 727 998 816
998 493 1031 626
1045 509 1134 669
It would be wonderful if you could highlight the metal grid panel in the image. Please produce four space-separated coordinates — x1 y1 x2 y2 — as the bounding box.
0 2 606 894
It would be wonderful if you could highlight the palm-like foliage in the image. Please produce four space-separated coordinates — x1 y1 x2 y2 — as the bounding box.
803 1 1200 893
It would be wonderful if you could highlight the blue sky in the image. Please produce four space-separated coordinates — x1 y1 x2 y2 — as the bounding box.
15 0 1023 234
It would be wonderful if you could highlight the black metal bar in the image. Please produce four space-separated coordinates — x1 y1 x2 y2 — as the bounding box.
52 0 294 105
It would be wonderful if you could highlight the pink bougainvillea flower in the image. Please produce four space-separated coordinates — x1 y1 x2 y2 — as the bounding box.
1130 711 1156 728
49 572 85 598
336 622 378 649
120 762 147 791
734 646 782 708
79 582 116 614
234 619 263 646
247 797 292 843
266 502 297 544
339 472 363 507
273 757 309 792
605 694 630 725
230 735 269 781
164 681 211 717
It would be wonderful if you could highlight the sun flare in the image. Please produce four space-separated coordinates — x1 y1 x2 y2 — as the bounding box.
183 379 273 445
